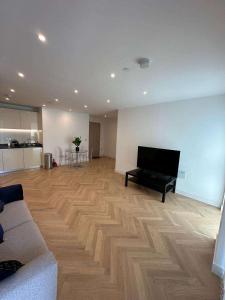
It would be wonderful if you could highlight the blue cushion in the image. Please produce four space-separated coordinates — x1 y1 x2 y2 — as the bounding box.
0 185 24 205
0 200 4 213
0 260 24 282
0 224 4 243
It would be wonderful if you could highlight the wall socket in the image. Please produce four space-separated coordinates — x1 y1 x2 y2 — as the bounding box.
178 170 186 179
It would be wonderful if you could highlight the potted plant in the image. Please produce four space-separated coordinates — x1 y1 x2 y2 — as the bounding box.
72 136 82 152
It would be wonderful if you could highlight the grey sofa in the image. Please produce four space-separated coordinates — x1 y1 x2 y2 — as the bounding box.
0 187 57 300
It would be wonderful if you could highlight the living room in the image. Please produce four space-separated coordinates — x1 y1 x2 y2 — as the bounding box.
0 1 225 300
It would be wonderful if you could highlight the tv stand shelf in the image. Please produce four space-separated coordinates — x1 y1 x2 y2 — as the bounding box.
125 168 177 203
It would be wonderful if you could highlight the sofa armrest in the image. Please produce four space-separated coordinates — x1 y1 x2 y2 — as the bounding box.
0 252 58 300
0 184 24 204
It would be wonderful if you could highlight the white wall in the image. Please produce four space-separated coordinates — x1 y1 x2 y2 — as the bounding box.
103 118 117 159
89 116 105 156
89 116 118 158
42 108 89 164
115 95 225 207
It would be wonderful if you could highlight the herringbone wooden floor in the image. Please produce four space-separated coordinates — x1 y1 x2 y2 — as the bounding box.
0 158 221 299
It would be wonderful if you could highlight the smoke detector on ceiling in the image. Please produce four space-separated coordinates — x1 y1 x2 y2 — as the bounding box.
136 57 152 69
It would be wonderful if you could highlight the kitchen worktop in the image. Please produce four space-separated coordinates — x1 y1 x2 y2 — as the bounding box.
0 143 43 149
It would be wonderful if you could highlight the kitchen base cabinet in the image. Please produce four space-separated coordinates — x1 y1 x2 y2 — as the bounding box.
2 149 24 171
24 148 42 168
0 150 3 172
1 148 43 172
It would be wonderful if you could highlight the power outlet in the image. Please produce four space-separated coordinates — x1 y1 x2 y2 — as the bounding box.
178 170 186 179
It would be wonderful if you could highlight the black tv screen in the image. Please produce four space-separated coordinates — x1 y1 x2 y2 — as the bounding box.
137 146 180 177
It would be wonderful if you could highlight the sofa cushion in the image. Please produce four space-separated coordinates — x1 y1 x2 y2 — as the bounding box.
0 224 3 243
0 201 32 232
0 184 24 204
0 252 57 300
0 260 24 282
0 200 4 213
0 221 48 263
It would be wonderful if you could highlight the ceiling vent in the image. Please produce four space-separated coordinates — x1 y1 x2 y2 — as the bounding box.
136 57 151 69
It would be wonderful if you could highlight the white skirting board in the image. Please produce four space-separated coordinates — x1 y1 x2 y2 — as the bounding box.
115 169 220 208
212 263 224 278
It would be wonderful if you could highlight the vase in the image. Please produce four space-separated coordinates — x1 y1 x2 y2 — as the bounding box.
76 146 79 152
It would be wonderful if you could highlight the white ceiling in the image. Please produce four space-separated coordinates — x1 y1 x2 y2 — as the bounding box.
0 0 225 115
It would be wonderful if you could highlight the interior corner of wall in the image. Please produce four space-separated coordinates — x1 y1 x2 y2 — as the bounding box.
115 168 125 175
212 263 225 279
176 190 220 208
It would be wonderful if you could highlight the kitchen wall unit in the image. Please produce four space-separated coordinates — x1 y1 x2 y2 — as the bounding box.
0 108 21 129
20 111 38 130
0 148 42 173
0 108 40 130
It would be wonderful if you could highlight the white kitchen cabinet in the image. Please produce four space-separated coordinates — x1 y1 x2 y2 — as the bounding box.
0 108 39 130
24 148 42 168
1 148 42 172
0 108 21 129
2 149 24 171
20 111 38 130
0 150 3 172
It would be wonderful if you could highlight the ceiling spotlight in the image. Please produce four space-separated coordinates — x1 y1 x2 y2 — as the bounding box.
54 98 59 102
74 89 78 94
18 72 25 78
84 105 88 109
42 104 46 107
38 33 47 43
5 97 10 101
143 91 148 95
110 73 116 78
106 99 111 103
104 114 107 118
10 89 15 93
69 108 72 112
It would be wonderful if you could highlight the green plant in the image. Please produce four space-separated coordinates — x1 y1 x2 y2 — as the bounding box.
72 136 82 147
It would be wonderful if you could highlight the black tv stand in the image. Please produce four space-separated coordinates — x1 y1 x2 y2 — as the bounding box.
125 169 177 203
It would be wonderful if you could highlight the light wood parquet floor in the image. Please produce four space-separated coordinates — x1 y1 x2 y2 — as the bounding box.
0 158 221 300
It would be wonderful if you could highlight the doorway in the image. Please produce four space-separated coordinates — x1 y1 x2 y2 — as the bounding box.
89 122 100 158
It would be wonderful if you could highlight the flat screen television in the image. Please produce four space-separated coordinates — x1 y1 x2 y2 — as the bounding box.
137 146 180 177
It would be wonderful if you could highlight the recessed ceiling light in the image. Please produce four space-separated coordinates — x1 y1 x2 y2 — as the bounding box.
10 89 15 93
143 91 148 95
110 73 116 78
84 105 88 109
38 33 47 43
69 108 72 112
74 89 78 94
104 114 107 118
54 98 59 102
106 99 111 103
42 104 46 107
18 72 25 78
5 97 10 101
